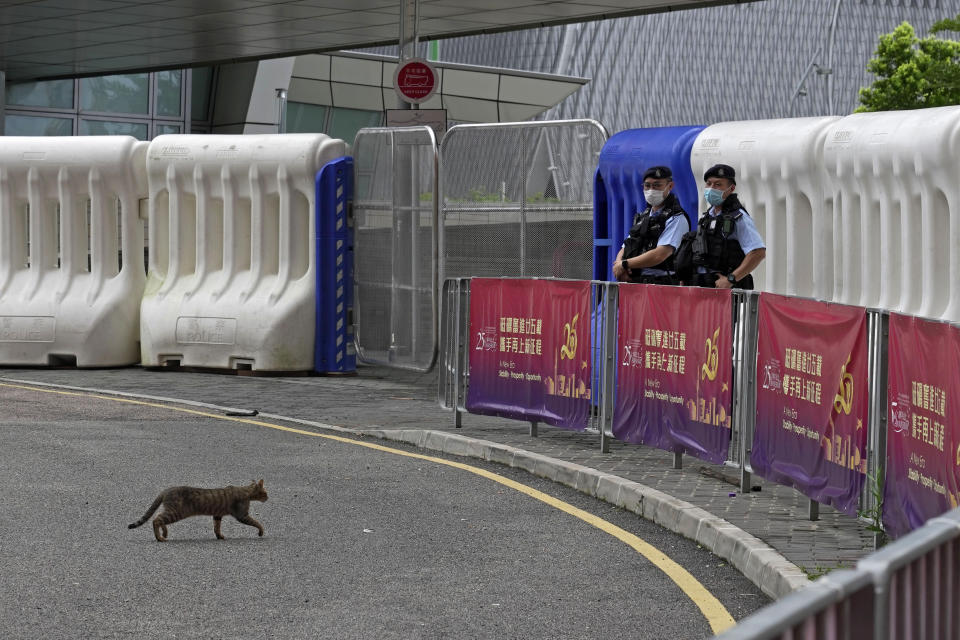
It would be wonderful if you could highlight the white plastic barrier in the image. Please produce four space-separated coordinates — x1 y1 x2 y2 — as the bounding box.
0 136 148 366
140 134 347 371
822 107 960 320
690 117 840 297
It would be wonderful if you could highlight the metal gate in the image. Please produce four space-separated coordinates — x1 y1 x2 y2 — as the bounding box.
352 126 438 371
353 120 605 373
439 120 608 283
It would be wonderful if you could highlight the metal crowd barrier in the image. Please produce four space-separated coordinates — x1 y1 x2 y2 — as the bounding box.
717 506 960 640
727 290 758 490
438 277 468 423
862 310 890 542
440 279 758 459
440 278 886 516
352 126 439 372
439 277 616 436
355 120 605 376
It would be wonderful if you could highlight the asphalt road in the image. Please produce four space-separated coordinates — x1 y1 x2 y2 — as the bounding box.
0 383 769 639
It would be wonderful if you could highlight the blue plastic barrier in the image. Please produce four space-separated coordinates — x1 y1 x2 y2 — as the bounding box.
593 126 705 281
315 157 356 374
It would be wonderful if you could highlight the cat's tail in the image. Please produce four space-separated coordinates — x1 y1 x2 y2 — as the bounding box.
128 494 163 529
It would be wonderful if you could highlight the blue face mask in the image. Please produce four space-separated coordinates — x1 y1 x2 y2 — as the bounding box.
704 187 726 207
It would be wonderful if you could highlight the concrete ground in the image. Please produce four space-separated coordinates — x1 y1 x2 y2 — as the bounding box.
0 374 774 639
0 363 876 603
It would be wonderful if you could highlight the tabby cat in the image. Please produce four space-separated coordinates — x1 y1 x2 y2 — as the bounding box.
128 479 268 542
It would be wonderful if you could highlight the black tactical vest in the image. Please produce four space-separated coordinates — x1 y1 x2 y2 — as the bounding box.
621 193 687 273
688 194 754 289
693 212 746 272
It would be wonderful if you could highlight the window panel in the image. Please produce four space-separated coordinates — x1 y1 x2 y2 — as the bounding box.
327 107 382 143
191 66 214 122
80 119 148 140
5 114 73 136
7 80 74 109
80 74 150 114
286 102 328 133
9 68 204 139
156 70 182 117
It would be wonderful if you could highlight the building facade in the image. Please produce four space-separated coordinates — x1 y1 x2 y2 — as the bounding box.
380 0 960 132
5 0 959 140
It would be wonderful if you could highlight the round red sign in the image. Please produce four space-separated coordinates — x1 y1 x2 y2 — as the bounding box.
394 58 437 104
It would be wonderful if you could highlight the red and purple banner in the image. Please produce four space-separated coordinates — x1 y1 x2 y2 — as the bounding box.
466 278 591 430
612 285 733 464
751 294 868 516
884 314 960 539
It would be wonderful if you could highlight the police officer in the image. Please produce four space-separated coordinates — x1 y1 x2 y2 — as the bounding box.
612 165 690 285
684 163 765 289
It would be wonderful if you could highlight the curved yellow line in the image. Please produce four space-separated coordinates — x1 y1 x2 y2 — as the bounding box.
1 381 735 633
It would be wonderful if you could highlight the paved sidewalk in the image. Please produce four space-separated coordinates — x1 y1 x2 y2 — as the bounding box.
0 363 876 599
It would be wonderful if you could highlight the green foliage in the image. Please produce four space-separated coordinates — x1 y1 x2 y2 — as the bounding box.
857 17 960 112
932 15 960 34
525 191 561 204
857 469 888 547
467 186 505 202
447 187 563 204
805 563 851 581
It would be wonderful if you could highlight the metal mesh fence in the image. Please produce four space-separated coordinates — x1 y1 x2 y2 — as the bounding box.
439 120 607 283
353 126 438 371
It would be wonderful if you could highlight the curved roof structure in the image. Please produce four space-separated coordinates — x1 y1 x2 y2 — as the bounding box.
0 0 760 81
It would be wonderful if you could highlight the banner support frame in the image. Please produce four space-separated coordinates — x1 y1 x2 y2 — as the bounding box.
453 278 469 429
599 283 618 454
809 499 820 521
737 291 760 494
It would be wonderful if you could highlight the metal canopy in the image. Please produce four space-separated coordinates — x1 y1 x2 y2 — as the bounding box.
0 0 759 82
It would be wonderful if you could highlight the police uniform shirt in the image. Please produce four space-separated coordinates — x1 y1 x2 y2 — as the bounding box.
620 210 691 276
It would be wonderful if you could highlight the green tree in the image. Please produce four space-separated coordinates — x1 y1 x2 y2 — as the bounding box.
856 17 960 112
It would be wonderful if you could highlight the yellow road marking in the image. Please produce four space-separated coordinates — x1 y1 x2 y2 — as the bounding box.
1 381 735 633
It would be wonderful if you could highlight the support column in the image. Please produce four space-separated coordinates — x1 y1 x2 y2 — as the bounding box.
0 71 6 135
397 0 420 110
391 0 420 365
275 88 288 134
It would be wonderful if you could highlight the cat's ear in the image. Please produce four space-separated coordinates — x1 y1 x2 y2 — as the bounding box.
258 479 264 487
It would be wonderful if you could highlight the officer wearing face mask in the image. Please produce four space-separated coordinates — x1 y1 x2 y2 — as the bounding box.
612 165 690 285
681 163 765 289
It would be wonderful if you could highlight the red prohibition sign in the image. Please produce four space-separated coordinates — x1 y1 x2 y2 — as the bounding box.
394 58 438 104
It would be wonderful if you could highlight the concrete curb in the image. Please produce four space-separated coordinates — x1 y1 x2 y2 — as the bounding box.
361 427 811 600
1 376 810 599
